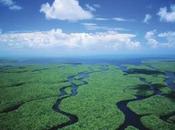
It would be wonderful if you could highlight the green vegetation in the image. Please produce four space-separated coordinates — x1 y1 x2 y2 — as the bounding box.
0 60 175 130
0 64 93 129
128 95 175 115
143 60 175 72
61 67 141 130
124 64 152 70
141 115 175 130
125 126 138 130
126 61 175 130
0 97 68 130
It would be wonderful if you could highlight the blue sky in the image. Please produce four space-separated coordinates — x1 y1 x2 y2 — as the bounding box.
0 0 175 57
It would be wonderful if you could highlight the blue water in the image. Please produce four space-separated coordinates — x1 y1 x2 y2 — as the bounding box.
1 55 175 65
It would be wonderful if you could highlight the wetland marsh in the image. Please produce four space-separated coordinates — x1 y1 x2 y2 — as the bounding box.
0 58 175 130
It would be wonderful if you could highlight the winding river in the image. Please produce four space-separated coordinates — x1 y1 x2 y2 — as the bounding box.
50 64 175 130
116 65 175 130
165 72 175 90
49 65 108 130
49 72 88 130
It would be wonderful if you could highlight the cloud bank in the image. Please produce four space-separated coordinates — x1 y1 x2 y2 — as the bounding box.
145 30 175 48
0 29 140 51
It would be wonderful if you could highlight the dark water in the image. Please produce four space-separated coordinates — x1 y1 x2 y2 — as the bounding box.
49 65 108 130
165 72 175 90
1 56 175 129
116 64 175 130
117 95 150 130
116 77 155 130
49 72 89 130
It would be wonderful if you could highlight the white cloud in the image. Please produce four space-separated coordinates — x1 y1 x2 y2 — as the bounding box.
0 0 22 10
157 5 175 22
81 23 98 30
0 28 140 50
143 14 152 24
113 17 135 22
145 30 158 48
158 32 175 47
95 17 135 22
81 23 128 31
40 0 93 21
95 17 109 21
93 4 100 8
145 30 175 48
85 3 100 12
85 4 96 12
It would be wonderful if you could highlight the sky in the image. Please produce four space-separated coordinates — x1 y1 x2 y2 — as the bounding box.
0 0 175 57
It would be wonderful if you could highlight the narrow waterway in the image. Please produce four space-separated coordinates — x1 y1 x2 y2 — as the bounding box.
49 72 89 130
116 65 175 130
49 65 108 130
165 72 175 90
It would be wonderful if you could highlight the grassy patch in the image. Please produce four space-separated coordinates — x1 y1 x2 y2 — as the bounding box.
125 126 139 130
141 115 175 130
61 67 141 129
1 60 175 130
128 95 175 116
143 61 175 72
